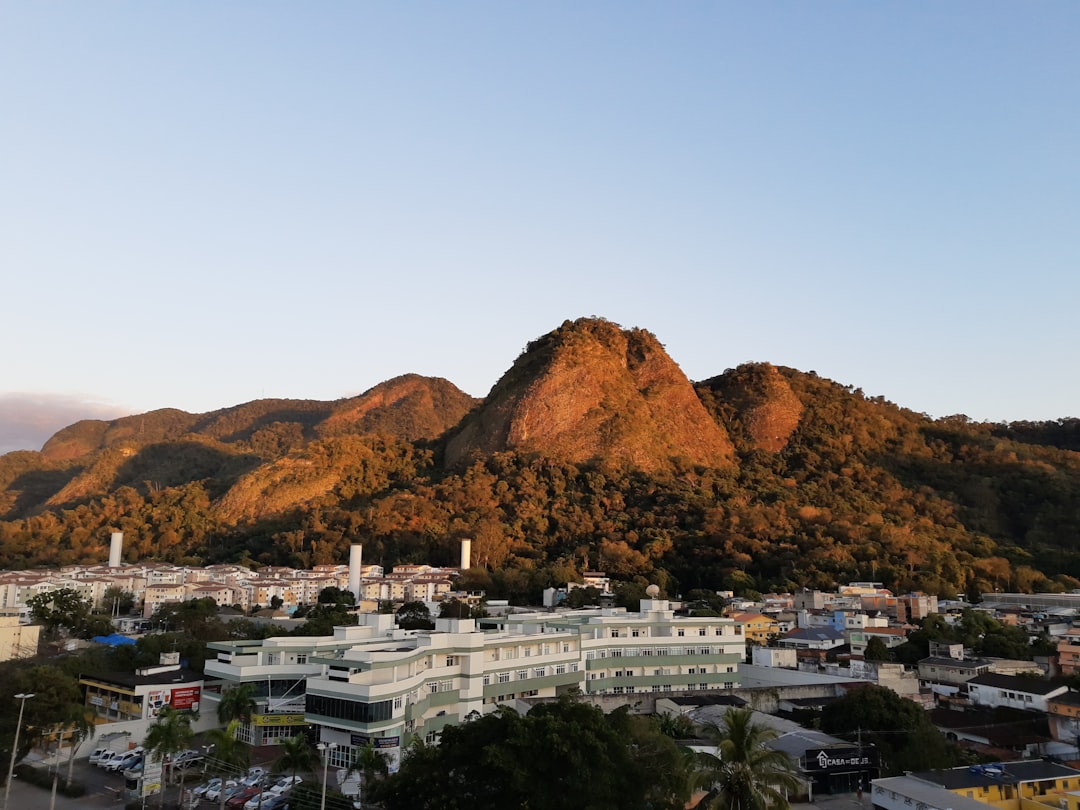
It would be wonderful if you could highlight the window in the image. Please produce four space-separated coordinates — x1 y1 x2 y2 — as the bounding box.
296 654 308 664
517 670 528 681
439 680 452 693
611 649 623 657
534 668 546 678
677 629 685 637
445 656 457 667
428 682 438 694
393 696 403 710
562 643 571 653
632 629 641 637
555 665 566 675
498 672 510 683
611 629 621 638
613 686 625 695
483 675 491 686
542 645 551 655
524 648 531 658
699 628 707 636
425 731 439 745
735 626 742 635
714 628 723 636
504 648 516 660
570 663 579 672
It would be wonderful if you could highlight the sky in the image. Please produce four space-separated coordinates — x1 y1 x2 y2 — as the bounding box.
2 2 1078 454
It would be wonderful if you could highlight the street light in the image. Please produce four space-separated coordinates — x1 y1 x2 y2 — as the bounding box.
317 742 338 810
3 693 35 810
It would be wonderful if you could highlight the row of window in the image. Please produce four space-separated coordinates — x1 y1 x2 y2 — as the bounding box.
608 627 739 638
481 663 579 686
306 694 394 723
490 642 574 661
586 646 725 659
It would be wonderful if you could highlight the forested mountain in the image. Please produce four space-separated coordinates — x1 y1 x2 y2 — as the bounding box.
2 318 1079 603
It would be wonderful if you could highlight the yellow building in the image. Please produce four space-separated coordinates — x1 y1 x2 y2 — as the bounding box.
726 612 778 644
0 611 39 661
876 761 1080 810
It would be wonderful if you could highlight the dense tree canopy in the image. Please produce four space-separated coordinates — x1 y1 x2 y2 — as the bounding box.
372 699 691 810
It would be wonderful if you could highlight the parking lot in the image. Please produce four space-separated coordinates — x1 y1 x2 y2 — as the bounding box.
9 748 300 808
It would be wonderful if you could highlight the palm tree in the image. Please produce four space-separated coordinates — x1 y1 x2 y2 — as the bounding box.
349 743 389 807
272 733 319 788
144 705 195 787
57 703 95 789
217 683 258 725
205 720 251 810
694 707 802 810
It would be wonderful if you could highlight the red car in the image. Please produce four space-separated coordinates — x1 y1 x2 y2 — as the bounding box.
226 786 262 808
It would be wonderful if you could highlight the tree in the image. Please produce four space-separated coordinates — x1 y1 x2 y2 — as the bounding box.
27 588 91 636
57 703 95 789
217 683 257 725
372 698 691 810
102 585 136 615
396 601 434 630
273 734 319 791
694 707 801 810
350 743 389 807
863 637 892 662
820 685 959 775
205 720 251 810
143 705 195 788
317 586 356 607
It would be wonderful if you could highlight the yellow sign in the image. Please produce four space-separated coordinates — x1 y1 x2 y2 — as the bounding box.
253 714 308 727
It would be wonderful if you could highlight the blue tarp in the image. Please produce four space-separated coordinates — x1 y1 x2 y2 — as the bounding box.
92 633 137 646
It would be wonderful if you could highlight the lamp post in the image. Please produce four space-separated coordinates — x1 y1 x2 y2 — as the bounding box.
3 693 35 810
317 742 337 810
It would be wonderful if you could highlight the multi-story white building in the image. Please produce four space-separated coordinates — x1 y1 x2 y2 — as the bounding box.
206 596 744 770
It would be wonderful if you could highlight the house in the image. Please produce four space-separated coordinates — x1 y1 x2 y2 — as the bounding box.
966 672 1067 712
726 612 778 644
1047 691 1080 745
873 760 1080 810
780 627 846 651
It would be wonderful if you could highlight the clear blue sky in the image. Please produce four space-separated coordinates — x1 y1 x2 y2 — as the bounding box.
2 2 1077 452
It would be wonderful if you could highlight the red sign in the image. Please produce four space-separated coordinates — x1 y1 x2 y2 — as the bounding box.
171 686 201 711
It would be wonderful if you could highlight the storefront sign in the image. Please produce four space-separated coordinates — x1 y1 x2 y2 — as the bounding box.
350 734 400 749
805 747 878 773
170 686 200 711
253 713 308 727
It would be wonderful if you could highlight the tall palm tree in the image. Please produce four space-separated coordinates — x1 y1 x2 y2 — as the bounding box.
272 733 319 795
57 703 95 788
144 705 195 787
217 683 258 725
205 720 251 810
694 707 802 810
349 743 389 807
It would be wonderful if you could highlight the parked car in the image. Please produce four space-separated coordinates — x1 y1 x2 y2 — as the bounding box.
267 776 302 795
194 778 225 798
227 786 262 808
88 747 111 765
243 790 266 810
107 752 142 772
206 780 240 802
96 751 121 769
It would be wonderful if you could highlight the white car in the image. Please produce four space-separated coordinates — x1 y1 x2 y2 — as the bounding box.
106 752 141 772
96 751 121 769
88 748 111 765
205 780 239 802
267 775 302 795
243 790 269 810
193 778 224 798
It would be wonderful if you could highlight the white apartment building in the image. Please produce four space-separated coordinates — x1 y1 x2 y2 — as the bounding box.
207 597 744 770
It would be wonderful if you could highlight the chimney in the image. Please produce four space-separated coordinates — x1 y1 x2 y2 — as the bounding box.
348 544 363 604
460 539 472 571
109 532 123 568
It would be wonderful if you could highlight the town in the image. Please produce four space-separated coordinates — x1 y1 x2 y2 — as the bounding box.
6 532 1080 810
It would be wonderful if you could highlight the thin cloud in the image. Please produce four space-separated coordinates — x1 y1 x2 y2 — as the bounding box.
0 394 131 455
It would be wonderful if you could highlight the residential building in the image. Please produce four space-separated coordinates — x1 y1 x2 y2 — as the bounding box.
0 610 39 661
966 672 1068 712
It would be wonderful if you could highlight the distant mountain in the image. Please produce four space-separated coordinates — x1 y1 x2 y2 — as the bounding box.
445 318 736 472
2 319 1080 603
